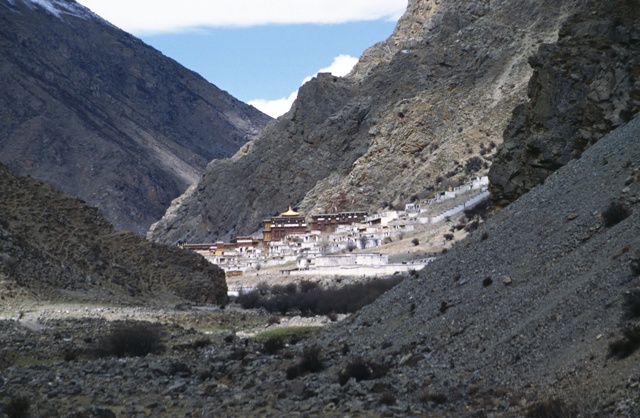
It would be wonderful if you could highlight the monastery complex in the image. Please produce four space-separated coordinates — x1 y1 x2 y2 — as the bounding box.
181 177 489 279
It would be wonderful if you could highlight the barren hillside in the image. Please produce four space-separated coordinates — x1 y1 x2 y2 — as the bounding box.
0 0 271 234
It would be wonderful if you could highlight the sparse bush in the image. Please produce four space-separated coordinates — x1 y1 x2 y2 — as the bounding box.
267 315 281 325
284 282 298 295
261 337 284 355
237 290 260 309
602 201 631 227
429 393 448 405
338 356 388 386
102 323 162 358
286 346 324 379
464 156 484 174
631 258 640 276
342 343 350 355
227 347 247 361
464 197 491 219
419 390 448 405
299 280 319 293
4 395 30 418
623 289 640 319
439 301 449 314
482 277 493 287
326 312 338 322
339 357 371 385
299 346 323 373
286 364 299 380
464 220 479 232
608 324 640 359
379 392 396 405
168 361 191 377
443 233 454 241
412 238 420 246
480 231 489 241
526 397 577 418
238 277 403 317
256 281 270 296
191 338 212 349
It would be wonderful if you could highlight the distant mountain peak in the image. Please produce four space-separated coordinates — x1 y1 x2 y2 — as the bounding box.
8 0 93 20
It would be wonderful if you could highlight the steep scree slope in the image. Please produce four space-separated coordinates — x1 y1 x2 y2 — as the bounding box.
490 1 640 207
149 0 576 244
0 163 228 305
0 0 271 234
313 114 640 415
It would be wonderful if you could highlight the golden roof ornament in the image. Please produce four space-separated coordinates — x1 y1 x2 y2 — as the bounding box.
280 206 300 217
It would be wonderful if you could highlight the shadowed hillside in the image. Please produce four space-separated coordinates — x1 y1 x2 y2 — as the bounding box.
0 0 271 234
0 163 228 305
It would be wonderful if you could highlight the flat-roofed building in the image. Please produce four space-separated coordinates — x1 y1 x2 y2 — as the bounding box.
311 211 367 233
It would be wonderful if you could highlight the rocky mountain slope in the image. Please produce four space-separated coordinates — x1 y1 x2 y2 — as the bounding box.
0 0 271 235
149 0 577 244
1 114 637 418
490 1 640 207
0 162 228 305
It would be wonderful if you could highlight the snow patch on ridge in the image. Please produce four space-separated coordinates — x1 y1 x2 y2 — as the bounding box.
19 0 99 21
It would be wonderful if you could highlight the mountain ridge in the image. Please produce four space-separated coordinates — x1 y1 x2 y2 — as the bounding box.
0 0 271 234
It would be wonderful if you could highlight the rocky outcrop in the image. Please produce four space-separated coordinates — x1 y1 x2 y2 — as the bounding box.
0 163 228 305
149 0 576 244
489 0 640 207
0 0 271 234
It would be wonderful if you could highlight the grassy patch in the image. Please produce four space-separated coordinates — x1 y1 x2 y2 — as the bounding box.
252 326 318 342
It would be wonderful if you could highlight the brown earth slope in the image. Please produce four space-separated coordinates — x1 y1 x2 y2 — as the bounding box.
0 0 271 235
0 163 228 306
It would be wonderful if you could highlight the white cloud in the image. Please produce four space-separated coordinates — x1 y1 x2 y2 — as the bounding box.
249 54 359 118
76 0 407 34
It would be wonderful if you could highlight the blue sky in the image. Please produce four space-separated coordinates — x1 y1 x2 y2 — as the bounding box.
75 0 407 117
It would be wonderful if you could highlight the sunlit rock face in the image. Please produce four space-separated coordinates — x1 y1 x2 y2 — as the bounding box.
489 1 640 207
149 0 577 244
